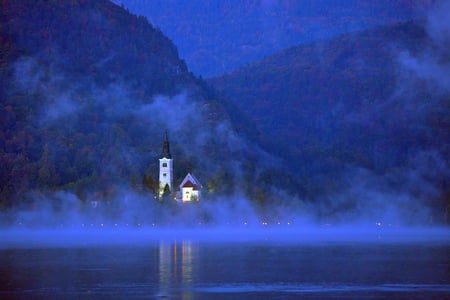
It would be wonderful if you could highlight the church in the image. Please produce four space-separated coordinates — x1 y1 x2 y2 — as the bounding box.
158 132 202 202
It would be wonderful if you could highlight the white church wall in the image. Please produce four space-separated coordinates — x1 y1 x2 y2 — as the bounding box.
159 157 173 198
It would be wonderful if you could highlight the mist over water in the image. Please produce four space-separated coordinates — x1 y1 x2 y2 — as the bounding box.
1 226 449 251
1 189 449 249
2 3 448 254
0 189 441 227
1 180 448 249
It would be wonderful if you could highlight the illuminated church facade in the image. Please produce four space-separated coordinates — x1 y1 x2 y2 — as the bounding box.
177 173 202 202
158 133 202 202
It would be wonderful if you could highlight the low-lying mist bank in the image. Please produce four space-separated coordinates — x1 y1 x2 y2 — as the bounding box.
0 186 445 231
1 191 449 249
1 226 449 249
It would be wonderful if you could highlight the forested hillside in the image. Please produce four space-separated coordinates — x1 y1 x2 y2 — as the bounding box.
210 20 449 222
0 0 286 209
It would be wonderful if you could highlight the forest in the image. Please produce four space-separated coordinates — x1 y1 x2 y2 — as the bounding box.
0 0 448 224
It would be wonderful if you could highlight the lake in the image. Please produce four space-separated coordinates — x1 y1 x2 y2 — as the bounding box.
1 227 449 299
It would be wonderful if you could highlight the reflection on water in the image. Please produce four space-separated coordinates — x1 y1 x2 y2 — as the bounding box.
0 237 449 300
158 240 197 299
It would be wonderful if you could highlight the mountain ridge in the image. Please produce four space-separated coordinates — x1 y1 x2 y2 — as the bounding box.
208 19 449 222
116 0 428 77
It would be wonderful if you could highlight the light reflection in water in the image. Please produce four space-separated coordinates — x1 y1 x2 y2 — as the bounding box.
182 240 194 284
157 240 197 299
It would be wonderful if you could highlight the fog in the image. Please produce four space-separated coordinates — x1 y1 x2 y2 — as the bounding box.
1 185 448 249
2 2 449 247
1 224 449 250
399 1 450 95
323 0 450 227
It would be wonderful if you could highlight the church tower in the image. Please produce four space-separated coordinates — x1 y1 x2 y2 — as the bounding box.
159 131 173 199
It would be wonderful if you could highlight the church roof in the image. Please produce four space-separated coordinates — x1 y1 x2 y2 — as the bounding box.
179 173 202 190
181 179 200 190
161 131 172 159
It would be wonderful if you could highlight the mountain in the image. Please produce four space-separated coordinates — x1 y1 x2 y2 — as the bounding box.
0 0 286 208
115 0 429 77
1 0 447 224
209 19 450 222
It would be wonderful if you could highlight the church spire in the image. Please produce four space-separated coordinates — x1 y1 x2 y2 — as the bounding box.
159 131 173 199
161 131 172 159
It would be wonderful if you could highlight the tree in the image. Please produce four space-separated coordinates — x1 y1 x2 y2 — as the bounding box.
157 183 172 203
38 144 55 187
142 174 158 193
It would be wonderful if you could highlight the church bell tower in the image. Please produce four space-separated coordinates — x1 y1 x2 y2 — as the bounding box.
159 131 173 199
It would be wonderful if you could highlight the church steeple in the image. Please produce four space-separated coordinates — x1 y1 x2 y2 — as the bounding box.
159 131 173 199
161 130 172 159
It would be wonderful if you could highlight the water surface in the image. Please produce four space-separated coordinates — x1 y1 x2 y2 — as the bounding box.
1 228 449 299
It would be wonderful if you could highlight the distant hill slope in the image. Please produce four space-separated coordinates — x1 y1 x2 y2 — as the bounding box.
117 0 427 77
209 20 449 220
0 0 284 206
